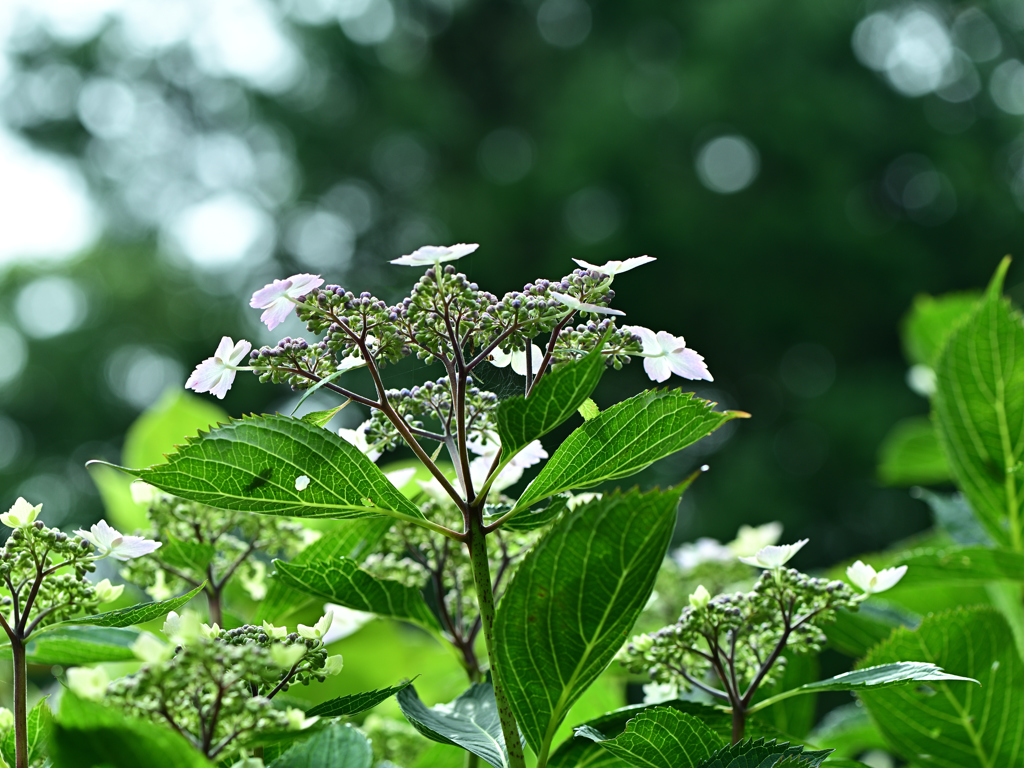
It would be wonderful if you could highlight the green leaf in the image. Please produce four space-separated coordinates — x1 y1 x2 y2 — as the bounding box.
697 738 831 768
877 417 951 486
289 369 355 417
932 257 1024 549
397 683 520 768
756 652 819 739
914 489 993 546
495 485 686 757
484 495 569 532
896 545 1024 585
131 414 425 523
1 697 50 768
496 343 605 464
749 662 977 714
266 723 373 768
272 556 441 632
0 627 147 665
808 704 887 763
824 605 918 658
306 679 414 717
44 584 204 632
257 518 391 623
51 692 212 768
579 398 600 421
901 290 980 367
301 402 351 429
158 535 216 573
860 605 1024 768
574 707 724 768
511 390 744 514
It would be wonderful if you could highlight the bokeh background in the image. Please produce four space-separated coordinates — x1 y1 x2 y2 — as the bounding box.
0 0 1019 566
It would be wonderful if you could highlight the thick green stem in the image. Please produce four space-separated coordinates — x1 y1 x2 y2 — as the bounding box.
12 638 27 768
466 515 525 768
731 706 746 745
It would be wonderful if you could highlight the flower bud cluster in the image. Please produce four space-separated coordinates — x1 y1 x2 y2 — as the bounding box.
554 320 642 367
107 622 332 760
299 285 406 366
121 488 307 602
248 336 339 391
620 568 859 695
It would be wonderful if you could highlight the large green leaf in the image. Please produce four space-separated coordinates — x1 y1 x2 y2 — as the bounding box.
915 489 992 546
0 627 147 665
158 535 216 573
44 584 204 632
397 683 519 768
1 698 50 768
696 738 831 768
932 258 1024 549
749 662 976 714
128 414 425 523
306 679 414 717
511 390 743 514
877 416 950 486
824 605 917 658
51 692 211 768
859 606 1024 768
265 724 373 768
807 704 887 763
897 545 1024 585
257 518 392 623
574 707 724 768
273 556 441 632
755 652 819 739
901 290 980 367
494 485 685 757
496 344 605 465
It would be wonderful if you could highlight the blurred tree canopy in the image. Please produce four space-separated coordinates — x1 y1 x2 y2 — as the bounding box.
1 0 1022 563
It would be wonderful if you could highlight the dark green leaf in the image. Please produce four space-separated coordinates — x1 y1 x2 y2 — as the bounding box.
877 417 950 486
860 606 1024 768
824 605 917 658
300 403 350 429
397 683 519 768
273 557 440 632
289 369 355 417
496 343 605 465
0 627 147 665
265 723 373 768
897 545 1024 585
157 535 216 573
44 584 204 632
901 290 980 367
131 414 425 523
1 697 50 768
697 739 831 768
807 704 887 763
51 692 212 768
495 485 686 756
914 489 993 546
756 652 819 739
749 662 976 714
933 257 1024 549
511 390 744 514
257 518 391 623
485 495 569 532
574 707 724 768
306 679 414 717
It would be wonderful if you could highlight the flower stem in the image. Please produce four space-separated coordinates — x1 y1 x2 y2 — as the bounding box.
466 513 525 768
11 637 27 768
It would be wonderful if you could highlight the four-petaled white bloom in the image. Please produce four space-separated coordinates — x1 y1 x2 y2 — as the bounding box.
66 666 109 701
625 326 712 383
76 520 161 561
549 291 625 317
185 336 252 400
338 420 382 462
490 344 544 376
738 539 809 570
1 497 40 529
572 255 656 276
201 622 222 639
94 578 124 603
390 243 479 267
295 475 311 491
262 621 288 640
250 273 324 331
298 611 334 642
162 610 204 643
846 560 908 595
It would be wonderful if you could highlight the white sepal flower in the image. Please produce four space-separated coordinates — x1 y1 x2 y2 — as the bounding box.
738 539 809 569
390 243 479 267
285 709 319 731
338 421 382 462
262 621 288 640
185 336 252 399
572 255 656 276
641 682 678 705
75 520 161 561
384 468 416 491
672 538 732 570
162 610 204 643
689 585 711 610
549 291 625 317
66 666 109 701
321 604 374 645
846 560 908 595
0 497 40 529
489 344 545 377
728 522 784 558
324 654 344 676
0 708 13 734
200 622 222 639
250 273 324 331
94 578 124 603
297 611 334 642
625 326 712 383
270 643 306 669
131 633 173 663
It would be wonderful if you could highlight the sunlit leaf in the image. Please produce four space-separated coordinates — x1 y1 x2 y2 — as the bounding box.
44 584 204 632
265 723 372 768
306 679 414 717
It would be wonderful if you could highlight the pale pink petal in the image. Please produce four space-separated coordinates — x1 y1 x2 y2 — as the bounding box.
250 278 293 309
669 348 713 382
207 369 237 399
285 273 324 296
225 339 253 366
654 331 680 355
214 336 237 360
110 536 163 561
260 299 295 331
643 357 672 383
626 326 660 355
